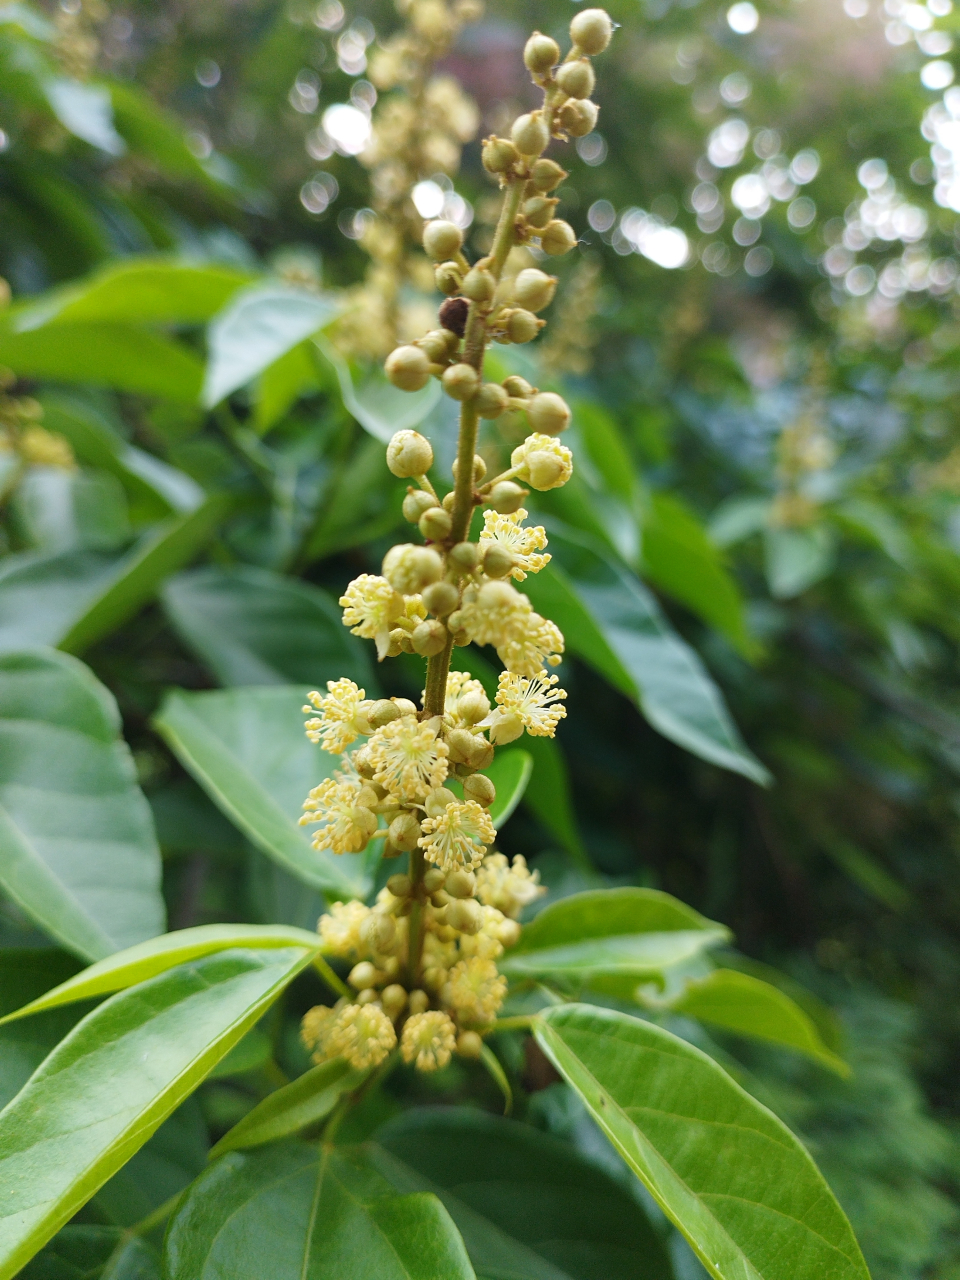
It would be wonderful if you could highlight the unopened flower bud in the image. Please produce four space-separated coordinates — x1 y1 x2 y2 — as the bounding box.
418 328 458 361
490 709 524 745
389 627 413 655
367 698 403 729
482 542 517 579
449 541 479 572
559 97 599 138
381 984 407 1017
447 898 483 934
388 810 422 852
523 31 560 73
423 580 460 616
403 489 439 522
354 746 377 778
445 869 477 898
387 429 434 478
387 873 412 897
523 196 558 229
412 619 449 656
419 506 452 541
570 7 614 54
423 219 464 261
383 543 443 593
476 382 509 419
530 158 568 192
482 135 520 173
555 57 596 99
386 345 432 391
356 784 381 809
540 219 579 256
500 919 521 948
462 267 496 302
439 296 470 336
349 960 379 989
488 481 528 514
451 453 487 483
505 309 543 344
356 987 378 1004
394 698 419 716
512 111 549 157
425 787 457 817
446 727 495 770
503 375 535 399
407 988 430 1015
528 391 571 435
462 772 496 806
361 911 397 951
528 451 570 490
442 492 456 512
435 261 464 296
513 268 557 312
424 868 446 893
442 362 480 401
457 1030 484 1058
457 690 491 725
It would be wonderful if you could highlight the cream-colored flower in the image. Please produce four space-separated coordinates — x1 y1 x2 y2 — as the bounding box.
494 669 567 737
510 433 573 491
458 904 511 961
475 852 545 919
400 1009 457 1071
459 580 532 648
442 956 507 1024
366 715 449 803
325 1002 397 1069
496 613 564 677
300 1003 338 1056
340 574 405 659
299 776 378 854
303 678 373 754
318 900 372 958
479 509 550 581
419 799 496 872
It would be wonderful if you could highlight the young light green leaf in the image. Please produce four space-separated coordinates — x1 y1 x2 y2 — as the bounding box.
665 969 850 1076
485 749 532 828
318 337 441 442
203 284 338 407
164 1143 476 1280
0 946 315 1280
0 923 322 1024
210 1059 368 1156
0 649 164 962
162 565 374 690
153 687 369 899
372 1107 675 1280
534 1003 870 1280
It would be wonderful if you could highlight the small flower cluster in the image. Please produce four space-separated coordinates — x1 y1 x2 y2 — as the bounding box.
0 364 74 472
300 851 543 1073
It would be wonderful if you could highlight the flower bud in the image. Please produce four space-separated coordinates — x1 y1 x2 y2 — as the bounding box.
449 541 479 573
419 506 452 541
457 1030 484 1058
349 960 378 989
462 267 496 303
528 391 571 435
476 382 509 419
425 787 457 817
385 344 432 391
354 746 377 778
523 196 558 229
458 689 491 724
381 984 407 1017
361 911 397 951
513 268 557 312
540 219 579 255
418 328 458 361
412 619 449 656
423 580 460 616
388 810 422 852
387 429 434 478
424 867 447 893
530 158 568 192
446 728 494 770
387 873 412 897
463 773 496 807
403 489 439 522
489 709 524 744
570 7 613 54
447 897 483 934
435 261 464 295
383 543 443 593
482 542 517 579
511 111 549 157
356 784 382 809
445 869 477 898
488 480 528 514
407 988 430 1015
388 628 413 655
499 919 522 948
367 698 403 729
555 57 596 99
396 698 419 717
442 492 456 513
503 375 535 399
482 135 520 173
528 450 570 489
559 97 599 138
451 453 487 483
523 31 560 73
423 219 464 261
439 296 470 336
442 362 480 401
505 309 543 344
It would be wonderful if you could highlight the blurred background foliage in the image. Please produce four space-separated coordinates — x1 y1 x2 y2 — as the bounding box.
3 0 960 1274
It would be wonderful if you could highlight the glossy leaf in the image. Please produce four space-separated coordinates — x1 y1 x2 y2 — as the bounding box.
211 1058 367 1155
484 749 533 829
0 949 86 1110
525 529 770 785
19 1225 159 1280
318 337 440 442
203 283 338 407
164 1142 476 1280
93 1097 208 1228
0 649 164 961
514 887 727 951
0 946 314 1280
373 1107 675 1280
162 564 374 689
534 1004 870 1280
153 687 369 898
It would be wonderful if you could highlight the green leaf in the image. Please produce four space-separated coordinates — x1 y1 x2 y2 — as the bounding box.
162 564 374 689
203 284 339 407
318 337 441 442
152 687 369 899
210 1059 367 1156
0 649 164 961
642 493 754 656
93 1097 208 1228
255 342 318 432
20 1225 158 1280
534 1004 870 1280
484 749 532 828
663 969 850 1075
164 1143 476 1280
373 1107 675 1280
11 469 130 553
0 946 314 1280
108 83 225 192
0 924 322 1024
0 950 86 1110
708 497 771 548
44 79 125 155
763 526 835 599
525 529 770 785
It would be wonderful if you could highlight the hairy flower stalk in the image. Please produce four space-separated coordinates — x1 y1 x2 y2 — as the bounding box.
300 10 612 1077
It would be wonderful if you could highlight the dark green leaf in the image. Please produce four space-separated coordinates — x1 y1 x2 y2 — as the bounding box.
93 1097 208 1227
211 1059 367 1155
